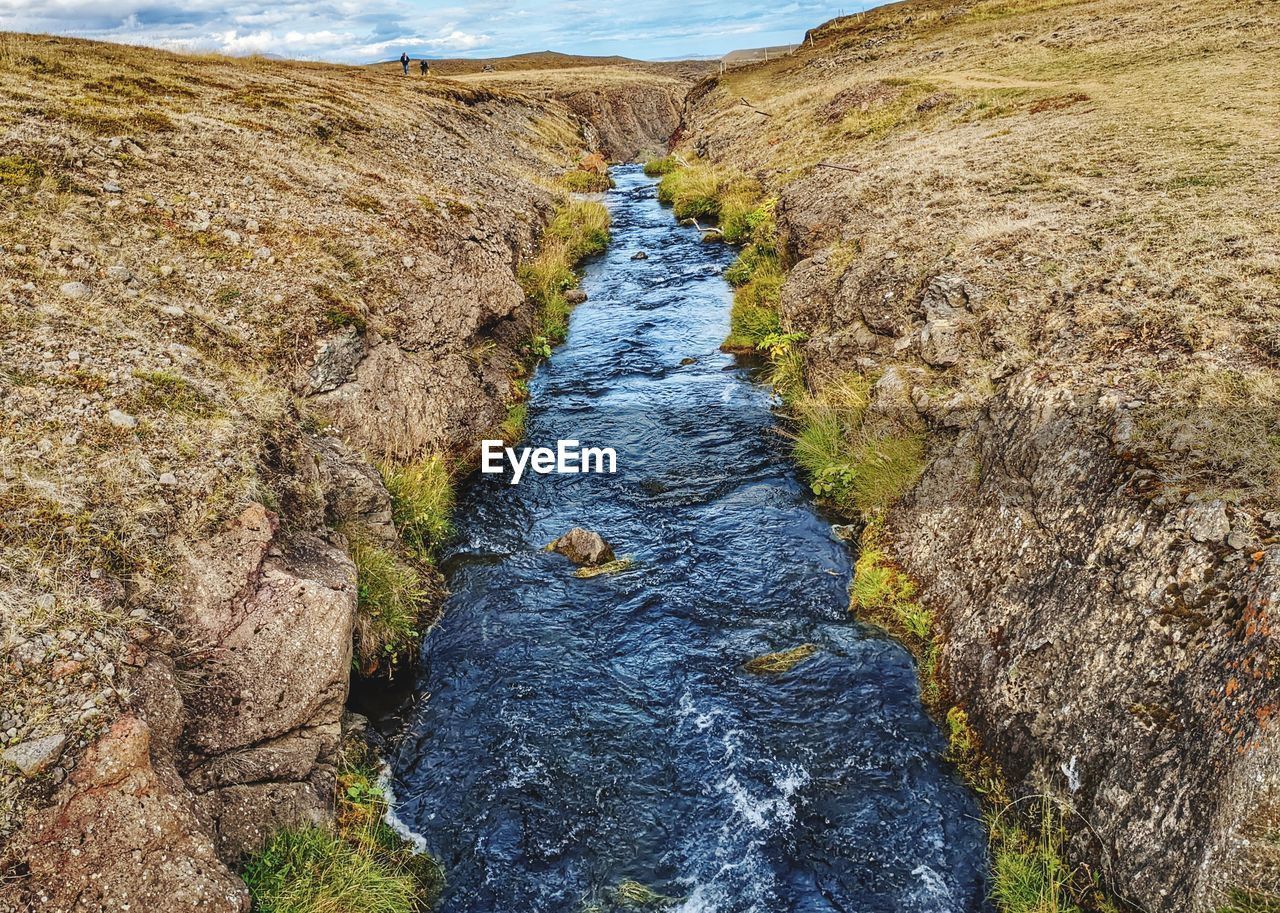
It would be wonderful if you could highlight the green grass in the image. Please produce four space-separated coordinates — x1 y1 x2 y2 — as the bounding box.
546 200 611 260
242 743 444 913
989 801 1083 913
519 200 611 360
562 169 613 193
760 332 807 404
348 537 427 673
790 373 924 514
0 154 43 188
643 156 678 176
1219 889 1280 913
720 196 776 246
125 369 217 417
498 402 527 443
848 518 942 706
722 232 786 352
380 454 454 559
657 163 724 221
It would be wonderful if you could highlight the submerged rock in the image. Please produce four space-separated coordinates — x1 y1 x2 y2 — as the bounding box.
744 643 820 675
548 527 615 566
631 250 649 260
574 557 634 579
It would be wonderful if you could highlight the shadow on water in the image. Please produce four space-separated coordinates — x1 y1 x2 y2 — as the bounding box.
385 165 992 913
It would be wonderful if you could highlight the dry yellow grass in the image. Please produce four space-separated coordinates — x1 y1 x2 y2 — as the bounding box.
0 31 587 835
684 0 1280 508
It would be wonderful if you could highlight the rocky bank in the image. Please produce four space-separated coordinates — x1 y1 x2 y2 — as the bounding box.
0 35 685 911
677 0 1280 909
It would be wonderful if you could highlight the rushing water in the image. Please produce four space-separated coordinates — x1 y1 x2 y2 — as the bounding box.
387 165 991 913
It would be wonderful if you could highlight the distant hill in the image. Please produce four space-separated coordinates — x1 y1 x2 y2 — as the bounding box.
720 44 802 67
373 50 637 76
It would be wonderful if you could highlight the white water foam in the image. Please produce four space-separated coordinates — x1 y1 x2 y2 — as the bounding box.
378 767 429 853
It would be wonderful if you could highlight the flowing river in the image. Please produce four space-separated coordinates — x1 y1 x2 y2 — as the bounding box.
386 165 991 913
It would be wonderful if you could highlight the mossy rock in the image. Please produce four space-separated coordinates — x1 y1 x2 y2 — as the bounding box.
744 643 820 675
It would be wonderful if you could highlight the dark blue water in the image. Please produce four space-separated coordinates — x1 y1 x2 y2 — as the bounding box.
388 165 990 913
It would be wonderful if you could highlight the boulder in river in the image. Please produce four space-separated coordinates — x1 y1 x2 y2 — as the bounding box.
548 527 615 566
631 250 648 260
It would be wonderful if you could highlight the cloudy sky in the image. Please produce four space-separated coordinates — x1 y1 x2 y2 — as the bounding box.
0 1 869 62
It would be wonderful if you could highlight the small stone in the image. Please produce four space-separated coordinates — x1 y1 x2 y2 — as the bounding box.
160 305 185 317
157 472 178 487
547 527 616 566
159 264 174 277
255 246 272 259
102 181 122 193
565 289 588 305
106 264 132 282
35 593 55 611
2 733 68 778
402 256 415 269
1186 500 1231 544
222 229 241 245
107 409 138 429
60 281 92 300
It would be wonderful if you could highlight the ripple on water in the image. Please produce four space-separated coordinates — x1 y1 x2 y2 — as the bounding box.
388 165 991 913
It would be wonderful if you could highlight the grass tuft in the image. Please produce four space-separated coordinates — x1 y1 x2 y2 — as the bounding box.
849 518 940 704
988 800 1083 913
643 156 678 176
380 454 454 560
519 200 611 359
562 169 613 193
242 741 444 913
1218 889 1280 913
348 536 427 673
790 373 924 515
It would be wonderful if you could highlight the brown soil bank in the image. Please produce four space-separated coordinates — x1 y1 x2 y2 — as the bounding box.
0 35 673 911
460 64 712 161
678 0 1280 910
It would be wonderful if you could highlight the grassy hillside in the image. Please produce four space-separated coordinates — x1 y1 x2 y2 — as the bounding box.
0 30 586 844
690 0 1279 509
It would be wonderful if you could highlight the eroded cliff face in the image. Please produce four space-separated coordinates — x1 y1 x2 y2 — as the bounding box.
555 84 685 161
455 64 711 162
0 35 644 911
678 0 1280 909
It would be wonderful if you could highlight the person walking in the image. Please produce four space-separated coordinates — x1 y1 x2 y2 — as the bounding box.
420 58 430 76
400 52 410 75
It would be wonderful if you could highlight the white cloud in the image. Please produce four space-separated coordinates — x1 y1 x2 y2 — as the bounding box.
0 0 867 62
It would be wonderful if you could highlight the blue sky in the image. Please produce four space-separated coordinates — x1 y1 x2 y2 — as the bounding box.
1 1 870 62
